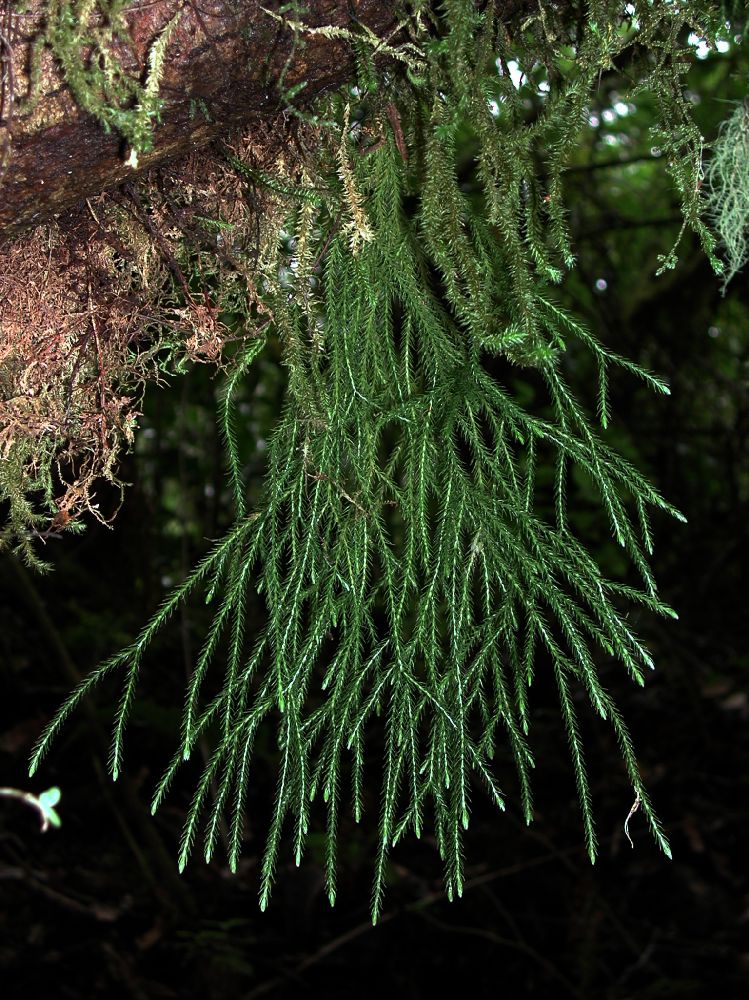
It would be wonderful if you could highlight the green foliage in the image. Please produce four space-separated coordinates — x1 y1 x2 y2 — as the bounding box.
37 786 63 829
46 0 180 161
27 0 733 920
0 424 88 574
0 437 59 572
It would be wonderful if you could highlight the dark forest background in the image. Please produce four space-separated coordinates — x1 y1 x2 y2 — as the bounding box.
1 32 747 1000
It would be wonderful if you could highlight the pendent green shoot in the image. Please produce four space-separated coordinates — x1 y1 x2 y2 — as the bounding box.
28 1 727 922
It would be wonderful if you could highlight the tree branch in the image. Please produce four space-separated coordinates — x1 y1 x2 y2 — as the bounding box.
0 0 401 236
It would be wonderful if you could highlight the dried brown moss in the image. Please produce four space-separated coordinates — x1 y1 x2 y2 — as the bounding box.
0 121 296 566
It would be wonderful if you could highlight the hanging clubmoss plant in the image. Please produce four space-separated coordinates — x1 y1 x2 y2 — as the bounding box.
25 1 727 921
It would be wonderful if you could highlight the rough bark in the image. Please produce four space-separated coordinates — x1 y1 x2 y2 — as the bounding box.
0 1 400 237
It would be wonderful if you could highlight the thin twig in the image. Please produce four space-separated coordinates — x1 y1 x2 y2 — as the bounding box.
242 847 580 999
0 787 55 832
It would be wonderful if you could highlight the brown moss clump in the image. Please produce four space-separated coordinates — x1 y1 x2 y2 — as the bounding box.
0 121 294 568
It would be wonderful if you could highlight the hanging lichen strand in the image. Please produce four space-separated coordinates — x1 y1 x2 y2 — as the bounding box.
705 98 749 289
30 1 723 920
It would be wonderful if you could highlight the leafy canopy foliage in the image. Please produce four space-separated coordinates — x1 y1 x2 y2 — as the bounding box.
28 0 729 921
